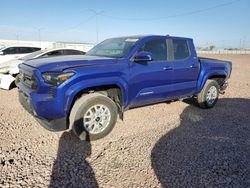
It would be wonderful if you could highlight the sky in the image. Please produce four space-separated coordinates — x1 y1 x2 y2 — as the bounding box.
0 0 249 48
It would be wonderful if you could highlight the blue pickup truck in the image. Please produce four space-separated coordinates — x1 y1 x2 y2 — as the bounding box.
17 35 232 140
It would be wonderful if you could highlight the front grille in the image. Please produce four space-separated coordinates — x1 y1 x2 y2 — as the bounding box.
19 70 38 89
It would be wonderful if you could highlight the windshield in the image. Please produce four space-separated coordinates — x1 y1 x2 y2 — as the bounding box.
20 50 46 60
86 37 139 58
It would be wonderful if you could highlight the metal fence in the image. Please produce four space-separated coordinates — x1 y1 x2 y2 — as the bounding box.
197 50 250 55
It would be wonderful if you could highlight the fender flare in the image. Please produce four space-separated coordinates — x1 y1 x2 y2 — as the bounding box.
196 70 227 93
63 77 128 114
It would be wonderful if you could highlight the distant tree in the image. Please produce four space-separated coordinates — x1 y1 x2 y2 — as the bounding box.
209 45 216 51
196 46 203 50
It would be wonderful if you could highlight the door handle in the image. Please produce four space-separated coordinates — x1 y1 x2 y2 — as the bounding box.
163 66 173 71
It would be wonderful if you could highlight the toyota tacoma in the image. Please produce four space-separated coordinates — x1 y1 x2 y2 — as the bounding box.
16 35 232 140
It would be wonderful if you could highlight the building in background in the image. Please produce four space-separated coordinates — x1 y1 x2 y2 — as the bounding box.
0 39 94 52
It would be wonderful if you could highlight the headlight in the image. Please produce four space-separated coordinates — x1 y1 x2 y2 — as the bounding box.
42 72 75 86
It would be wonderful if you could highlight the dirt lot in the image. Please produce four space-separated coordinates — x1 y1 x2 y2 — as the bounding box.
0 54 250 188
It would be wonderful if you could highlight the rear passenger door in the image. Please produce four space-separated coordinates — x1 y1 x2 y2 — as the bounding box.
169 39 200 97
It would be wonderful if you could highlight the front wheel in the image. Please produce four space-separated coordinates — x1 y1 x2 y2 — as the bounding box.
197 80 220 108
69 93 118 141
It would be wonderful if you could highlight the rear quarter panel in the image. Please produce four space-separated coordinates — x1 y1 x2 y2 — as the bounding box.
196 58 232 93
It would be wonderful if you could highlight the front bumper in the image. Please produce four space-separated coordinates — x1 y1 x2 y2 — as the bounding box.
18 89 68 132
35 116 67 132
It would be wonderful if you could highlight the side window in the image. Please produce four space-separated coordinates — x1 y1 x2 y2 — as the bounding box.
32 47 41 52
41 50 63 57
19 47 41 54
19 47 32 54
2 47 19 54
64 49 85 55
139 39 167 61
172 40 190 60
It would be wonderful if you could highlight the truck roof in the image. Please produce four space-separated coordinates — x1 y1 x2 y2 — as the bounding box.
109 35 192 41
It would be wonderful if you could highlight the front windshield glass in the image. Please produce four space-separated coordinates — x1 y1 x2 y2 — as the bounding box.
20 50 46 60
86 37 139 58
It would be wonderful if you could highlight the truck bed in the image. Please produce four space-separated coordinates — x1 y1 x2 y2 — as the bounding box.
198 57 228 62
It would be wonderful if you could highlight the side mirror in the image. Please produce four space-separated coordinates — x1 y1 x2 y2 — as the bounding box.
133 52 153 62
0 51 4 55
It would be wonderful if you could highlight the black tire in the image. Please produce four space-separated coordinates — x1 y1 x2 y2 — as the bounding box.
69 93 117 141
197 80 220 108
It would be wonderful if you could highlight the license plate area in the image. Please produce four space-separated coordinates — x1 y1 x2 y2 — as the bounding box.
18 90 34 115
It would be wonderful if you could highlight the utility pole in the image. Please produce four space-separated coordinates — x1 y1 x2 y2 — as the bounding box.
88 9 104 44
34 27 44 47
38 28 41 46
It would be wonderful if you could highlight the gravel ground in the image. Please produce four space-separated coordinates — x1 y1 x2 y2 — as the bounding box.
0 54 250 188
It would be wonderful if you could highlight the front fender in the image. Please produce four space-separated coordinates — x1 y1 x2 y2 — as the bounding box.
64 77 128 114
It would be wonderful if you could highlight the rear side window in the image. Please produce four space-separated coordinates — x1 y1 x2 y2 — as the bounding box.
31 47 41 52
63 49 85 55
139 39 167 61
18 47 41 54
172 40 190 60
19 47 32 54
41 50 64 57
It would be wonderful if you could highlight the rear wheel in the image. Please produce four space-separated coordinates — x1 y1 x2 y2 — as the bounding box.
69 93 117 141
197 80 220 108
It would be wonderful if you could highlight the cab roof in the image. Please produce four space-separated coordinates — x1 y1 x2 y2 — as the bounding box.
109 34 192 41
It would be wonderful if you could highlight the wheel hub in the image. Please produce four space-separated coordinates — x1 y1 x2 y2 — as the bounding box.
83 104 111 134
206 86 218 105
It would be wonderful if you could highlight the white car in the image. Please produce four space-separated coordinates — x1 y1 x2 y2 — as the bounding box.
0 48 86 90
0 46 41 64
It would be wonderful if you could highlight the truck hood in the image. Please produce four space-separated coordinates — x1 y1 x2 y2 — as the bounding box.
23 55 117 72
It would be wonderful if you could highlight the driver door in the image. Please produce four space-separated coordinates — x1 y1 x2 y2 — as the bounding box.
128 38 174 108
